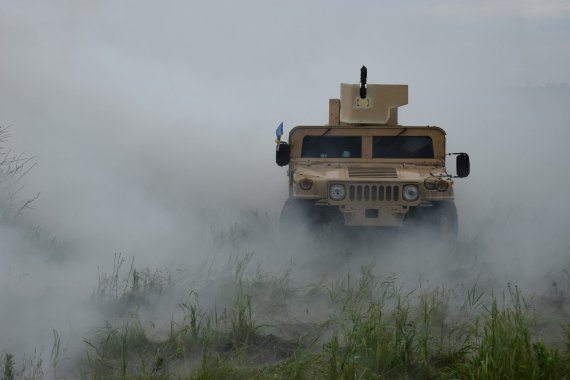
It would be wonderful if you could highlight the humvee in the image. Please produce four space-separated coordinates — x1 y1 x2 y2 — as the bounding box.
275 67 470 238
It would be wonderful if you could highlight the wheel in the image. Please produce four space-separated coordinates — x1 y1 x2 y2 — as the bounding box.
431 201 458 241
279 198 314 234
406 201 458 242
279 198 344 236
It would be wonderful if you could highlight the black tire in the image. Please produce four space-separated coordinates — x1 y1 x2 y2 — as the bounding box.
279 198 344 236
280 198 310 222
432 201 458 241
406 201 458 242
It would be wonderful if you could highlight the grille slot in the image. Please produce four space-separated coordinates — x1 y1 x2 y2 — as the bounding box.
348 167 398 178
348 184 400 202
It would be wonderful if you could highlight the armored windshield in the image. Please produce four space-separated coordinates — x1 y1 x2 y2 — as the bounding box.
301 136 362 158
372 136 434 158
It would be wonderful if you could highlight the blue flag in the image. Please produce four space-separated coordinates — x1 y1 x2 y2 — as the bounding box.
275 122 284 144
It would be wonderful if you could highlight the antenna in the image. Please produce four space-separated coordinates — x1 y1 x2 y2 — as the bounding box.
359 65 367 99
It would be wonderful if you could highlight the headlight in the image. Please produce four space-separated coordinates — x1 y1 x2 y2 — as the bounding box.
299 178 313 190
424 179 436 190
402 185 419 201
329 184 346 201
436 179 449 192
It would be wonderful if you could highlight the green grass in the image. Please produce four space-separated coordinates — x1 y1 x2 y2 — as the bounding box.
3 211 570 379
5 259 570 379
2 354 14 380
57 257 569 379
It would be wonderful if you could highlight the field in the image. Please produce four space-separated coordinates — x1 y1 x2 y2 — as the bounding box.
2 209 570 379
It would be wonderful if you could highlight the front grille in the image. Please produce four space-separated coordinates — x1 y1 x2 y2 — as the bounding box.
348 167 398 178
348 184 400 202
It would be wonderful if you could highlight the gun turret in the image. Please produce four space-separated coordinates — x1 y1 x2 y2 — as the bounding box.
328 67 408 126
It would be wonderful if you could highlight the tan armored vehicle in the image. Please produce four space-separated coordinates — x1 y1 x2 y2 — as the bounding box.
275 67 470 238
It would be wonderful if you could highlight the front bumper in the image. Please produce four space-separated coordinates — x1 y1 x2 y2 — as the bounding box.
340 204 409 226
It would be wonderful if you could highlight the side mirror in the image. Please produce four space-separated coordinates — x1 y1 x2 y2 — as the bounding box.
276 142 290 167
456 153 470 178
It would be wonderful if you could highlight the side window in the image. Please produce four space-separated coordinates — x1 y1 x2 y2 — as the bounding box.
301 136 362 158
372 136 434 158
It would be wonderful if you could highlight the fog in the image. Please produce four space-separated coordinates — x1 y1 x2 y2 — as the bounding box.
1 0 569 369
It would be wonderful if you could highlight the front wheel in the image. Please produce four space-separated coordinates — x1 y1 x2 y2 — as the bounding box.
431 201 458 241
406 201 458 242
279 198 314 235
279 198 344 237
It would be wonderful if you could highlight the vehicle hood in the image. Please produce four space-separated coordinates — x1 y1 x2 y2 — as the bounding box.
293 164 443 182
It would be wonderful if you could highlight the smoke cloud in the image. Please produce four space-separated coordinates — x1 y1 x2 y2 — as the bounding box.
0 0 569 367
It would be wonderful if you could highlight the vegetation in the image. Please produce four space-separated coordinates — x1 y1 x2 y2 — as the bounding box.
4 251 568 379
0 125 39 219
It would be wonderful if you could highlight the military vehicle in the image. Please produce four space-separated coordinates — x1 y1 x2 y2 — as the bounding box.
275 67 470 239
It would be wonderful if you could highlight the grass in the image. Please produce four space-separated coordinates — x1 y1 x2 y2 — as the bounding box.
60 256 569 379
2 354 14 380
1 351 45 380
4 249 570 379
3 212 570 379
3 286 570 379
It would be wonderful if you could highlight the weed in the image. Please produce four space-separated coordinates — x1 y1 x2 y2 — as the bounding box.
179 291 204 341
40 256 570 378
230 294 260 347
2 354 14 380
